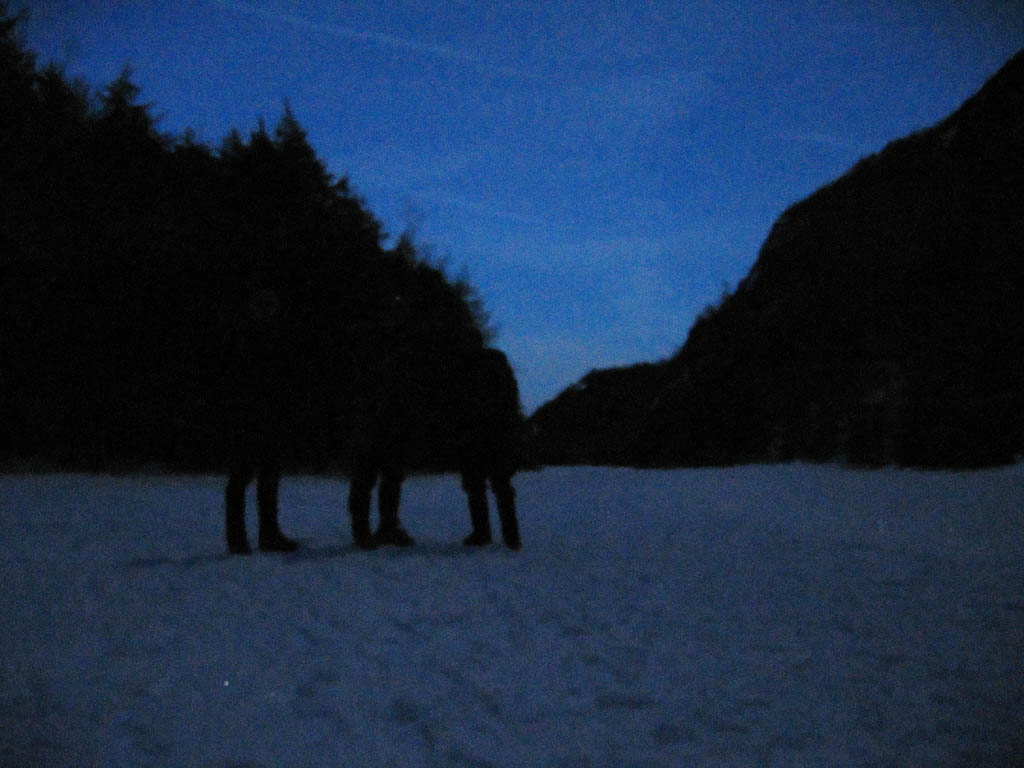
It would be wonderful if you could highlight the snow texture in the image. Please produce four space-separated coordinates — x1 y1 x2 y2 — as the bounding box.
2 465 1023 766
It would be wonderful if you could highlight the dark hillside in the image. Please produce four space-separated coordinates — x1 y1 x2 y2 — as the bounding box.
531 50 1024 468
528 362 670 465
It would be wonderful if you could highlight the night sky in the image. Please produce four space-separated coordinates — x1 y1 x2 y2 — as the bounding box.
19 1 1024 411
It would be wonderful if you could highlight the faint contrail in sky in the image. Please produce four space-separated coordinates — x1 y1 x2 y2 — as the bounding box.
211 0 526 76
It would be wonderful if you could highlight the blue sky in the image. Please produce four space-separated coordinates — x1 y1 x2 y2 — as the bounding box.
19 0 1024 411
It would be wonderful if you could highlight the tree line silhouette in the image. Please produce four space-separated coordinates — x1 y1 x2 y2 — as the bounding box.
0 5 501 475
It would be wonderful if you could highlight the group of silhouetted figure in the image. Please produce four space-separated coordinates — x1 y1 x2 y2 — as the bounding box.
222 288 523 555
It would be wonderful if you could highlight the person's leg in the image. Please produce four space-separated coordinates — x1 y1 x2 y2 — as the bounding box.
375 465 414 546
257 464 298 552
491 470 521 550
461 469 492 546
348 457 379 549
225 466 254 554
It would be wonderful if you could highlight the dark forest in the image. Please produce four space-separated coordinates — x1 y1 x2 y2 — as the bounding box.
0 5 495 472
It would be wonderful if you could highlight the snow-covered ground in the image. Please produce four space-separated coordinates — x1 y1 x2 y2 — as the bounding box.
2 464 1022 767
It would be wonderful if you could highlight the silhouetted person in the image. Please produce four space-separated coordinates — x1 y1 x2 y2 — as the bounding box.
223 287 298 554
346 342 419 549
458 348 522 549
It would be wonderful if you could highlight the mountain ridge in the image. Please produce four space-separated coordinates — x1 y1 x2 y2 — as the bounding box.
529 50 1024 468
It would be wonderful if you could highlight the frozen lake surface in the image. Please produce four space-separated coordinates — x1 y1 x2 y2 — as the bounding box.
2 464 1023 766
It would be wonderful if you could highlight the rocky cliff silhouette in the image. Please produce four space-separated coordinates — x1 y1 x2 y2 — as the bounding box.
531 50 1024 468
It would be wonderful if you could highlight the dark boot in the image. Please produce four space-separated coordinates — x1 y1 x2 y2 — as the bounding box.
225 468 252 554
374 468 414 546
493 476 521 550
348 465 378 549
257 467 298 552
461 471 492 546
374 525 415 547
